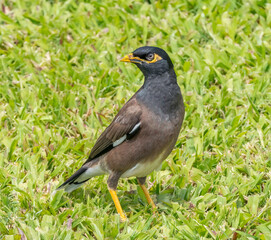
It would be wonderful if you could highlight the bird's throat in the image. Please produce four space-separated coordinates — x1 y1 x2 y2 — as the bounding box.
136 72 182 116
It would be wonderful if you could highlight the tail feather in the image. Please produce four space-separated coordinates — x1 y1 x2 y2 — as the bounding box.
56 167 87 193
55 163 105 193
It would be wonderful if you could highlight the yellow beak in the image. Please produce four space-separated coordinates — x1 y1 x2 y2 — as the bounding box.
120 53 142 64
120 53 132 62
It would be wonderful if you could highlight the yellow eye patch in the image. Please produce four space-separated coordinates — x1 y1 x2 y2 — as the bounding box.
145 54 162 63
120 53 162 64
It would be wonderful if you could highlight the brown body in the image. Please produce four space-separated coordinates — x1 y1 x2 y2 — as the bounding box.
56 46 185 221
84 96 184 189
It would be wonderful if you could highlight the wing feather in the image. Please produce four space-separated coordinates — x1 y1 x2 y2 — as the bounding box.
85 98 142 163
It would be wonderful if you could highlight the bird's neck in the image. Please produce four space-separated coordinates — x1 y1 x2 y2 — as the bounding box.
136 70 183 116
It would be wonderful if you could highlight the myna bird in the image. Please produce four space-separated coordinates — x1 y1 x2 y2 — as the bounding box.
56 46 185 221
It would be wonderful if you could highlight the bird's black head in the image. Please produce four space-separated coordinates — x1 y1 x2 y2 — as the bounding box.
120 46 174 77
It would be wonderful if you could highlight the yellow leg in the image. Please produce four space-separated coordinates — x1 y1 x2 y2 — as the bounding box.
138 182 156 209
109 189 127 221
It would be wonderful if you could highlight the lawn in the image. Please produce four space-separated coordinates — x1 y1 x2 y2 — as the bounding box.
0 0 271 239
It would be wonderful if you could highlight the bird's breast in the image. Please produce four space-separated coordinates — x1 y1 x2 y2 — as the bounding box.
120 149 168 178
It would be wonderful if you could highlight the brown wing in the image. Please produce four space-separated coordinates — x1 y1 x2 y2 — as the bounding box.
84 98 142 163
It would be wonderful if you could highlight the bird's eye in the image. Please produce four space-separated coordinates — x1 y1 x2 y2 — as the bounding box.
146 53 154 61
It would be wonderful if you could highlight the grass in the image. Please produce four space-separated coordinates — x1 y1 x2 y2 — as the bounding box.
0 0 271 239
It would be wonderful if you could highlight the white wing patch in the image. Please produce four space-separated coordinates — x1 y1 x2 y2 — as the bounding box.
129 122 141 135
112 122 141 147
113 135 127 147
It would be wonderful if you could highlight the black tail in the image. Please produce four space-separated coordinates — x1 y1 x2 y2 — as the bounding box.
55 161 105 193
56 167 89 193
